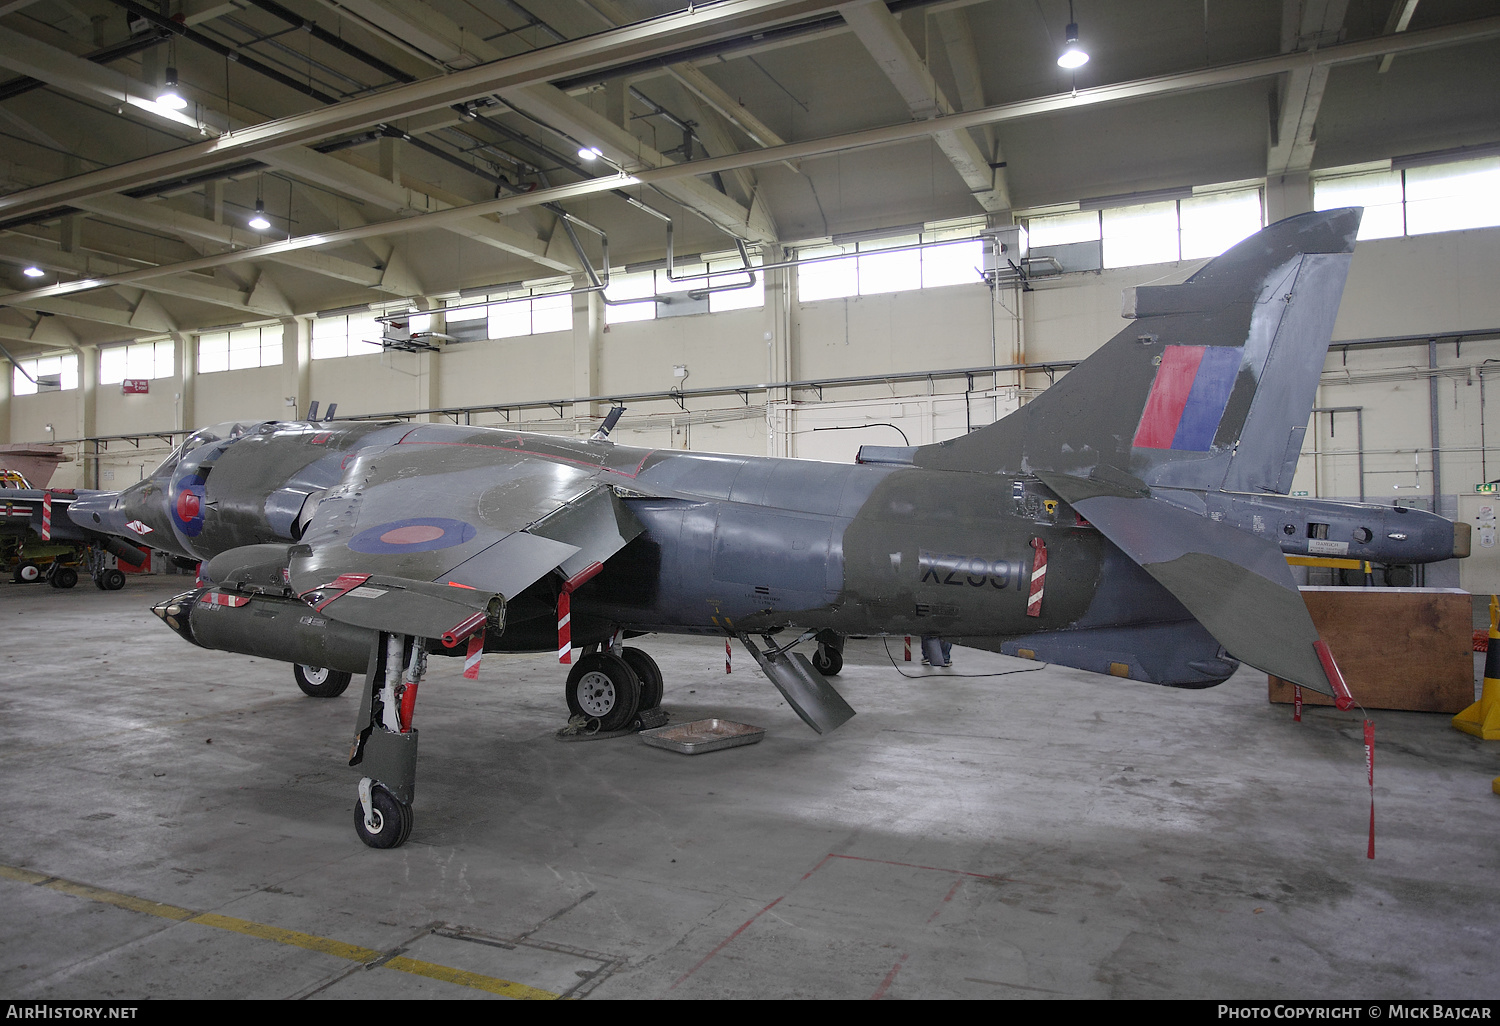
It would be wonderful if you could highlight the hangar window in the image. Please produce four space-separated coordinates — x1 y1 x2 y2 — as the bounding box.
604 250 765 323
796 229 984 302
102 338 176 383
11 353 78 395
1025 186 1265 270
311 313 383 360
197 328 280 374
1313 156 1500 239
455 293 574 340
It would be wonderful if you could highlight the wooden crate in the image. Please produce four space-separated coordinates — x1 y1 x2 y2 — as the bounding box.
1268 587 1474 713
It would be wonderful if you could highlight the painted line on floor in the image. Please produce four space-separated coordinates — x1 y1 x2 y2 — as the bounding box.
0 863 560 1000
870 876 966 1000
670 852 998 994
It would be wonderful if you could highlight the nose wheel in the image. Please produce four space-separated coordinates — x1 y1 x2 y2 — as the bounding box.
354 780 413 849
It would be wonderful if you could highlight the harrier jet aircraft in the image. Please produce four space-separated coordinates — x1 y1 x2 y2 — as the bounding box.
65 208 1466 848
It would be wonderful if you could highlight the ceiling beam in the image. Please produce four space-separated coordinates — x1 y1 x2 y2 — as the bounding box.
1378 0 1422 73
500 82 778 243
330 0 777 243
1268 0 1350 176
6 13 1499 309
840 0 1008 213
0 232 293 317
71 193 395 292
0 23 215 136
0 0 846 224
258 145 578 272
0 27 576 280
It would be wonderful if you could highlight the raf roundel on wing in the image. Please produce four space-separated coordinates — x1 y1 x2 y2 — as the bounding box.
348 517 477 554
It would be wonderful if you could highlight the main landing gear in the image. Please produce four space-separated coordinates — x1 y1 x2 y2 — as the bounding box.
349 633 426 849
563 642 665 733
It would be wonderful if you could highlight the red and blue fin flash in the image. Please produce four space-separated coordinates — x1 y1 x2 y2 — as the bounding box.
1133 345 1243 451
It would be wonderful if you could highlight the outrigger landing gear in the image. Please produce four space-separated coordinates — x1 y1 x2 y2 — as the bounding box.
811 631 844 676
348 632 425 849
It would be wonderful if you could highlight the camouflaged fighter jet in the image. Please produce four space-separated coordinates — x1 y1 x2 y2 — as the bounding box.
66 207 1467 848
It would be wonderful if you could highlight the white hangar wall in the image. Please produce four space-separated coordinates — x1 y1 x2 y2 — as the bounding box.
6 227 1500 525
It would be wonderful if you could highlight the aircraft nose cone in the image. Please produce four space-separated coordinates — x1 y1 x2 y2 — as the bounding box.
66 491 124 531
151 594 198 641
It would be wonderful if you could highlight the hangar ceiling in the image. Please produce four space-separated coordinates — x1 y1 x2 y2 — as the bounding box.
0 0 1497 356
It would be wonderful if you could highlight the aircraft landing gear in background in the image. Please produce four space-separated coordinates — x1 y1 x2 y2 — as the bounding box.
13 561 41 583
94 568 125 591
295 664 352 698
48 567 78 589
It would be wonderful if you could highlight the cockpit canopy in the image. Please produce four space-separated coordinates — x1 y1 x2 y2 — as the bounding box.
148 421 276 480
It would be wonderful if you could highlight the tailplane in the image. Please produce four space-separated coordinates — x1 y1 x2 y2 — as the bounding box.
913 208 1362 494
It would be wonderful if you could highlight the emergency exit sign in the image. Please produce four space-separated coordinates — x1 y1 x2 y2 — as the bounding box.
1477 483 1497 494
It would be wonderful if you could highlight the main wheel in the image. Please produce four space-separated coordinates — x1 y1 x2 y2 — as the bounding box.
620 647 663 709
54 567 78 589
15 561 41 584
100 568 126 591
353 786 413 849
565 653 641 731
295 664 352 698
811 644 843 676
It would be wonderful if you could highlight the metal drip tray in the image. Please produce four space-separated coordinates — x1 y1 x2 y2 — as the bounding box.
639 718 765 755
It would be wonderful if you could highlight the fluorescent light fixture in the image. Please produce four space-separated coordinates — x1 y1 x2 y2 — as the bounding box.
248 199 271 232
157 67 187 110
577 145 603 160
22 265 45 278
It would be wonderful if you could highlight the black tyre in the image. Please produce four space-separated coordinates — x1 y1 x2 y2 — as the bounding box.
15 561 41 584
1384 564 1414 588
101 569 126 591
353 786 413 849
620 647 664 709
295 664 352 698
565 653 641 731
54 567 78 589
812 644 844 676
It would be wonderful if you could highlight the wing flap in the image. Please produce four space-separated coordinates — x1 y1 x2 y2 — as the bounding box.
297 571 501 645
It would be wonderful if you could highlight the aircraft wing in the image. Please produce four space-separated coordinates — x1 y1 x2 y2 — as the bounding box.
1036 470 1335 694
286 443 643 638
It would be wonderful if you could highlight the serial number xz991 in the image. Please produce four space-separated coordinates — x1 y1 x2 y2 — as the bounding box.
919 550 1024 589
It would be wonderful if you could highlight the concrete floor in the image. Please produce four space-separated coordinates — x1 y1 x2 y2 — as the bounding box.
2 576 1497 1000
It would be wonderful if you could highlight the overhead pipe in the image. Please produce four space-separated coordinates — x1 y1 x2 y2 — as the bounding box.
242 0 417 84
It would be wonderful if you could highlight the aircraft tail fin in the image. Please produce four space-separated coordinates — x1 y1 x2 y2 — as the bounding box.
914 208 1362 495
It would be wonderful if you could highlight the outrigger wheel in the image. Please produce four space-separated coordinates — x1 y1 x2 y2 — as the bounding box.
565 652 642 731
